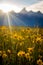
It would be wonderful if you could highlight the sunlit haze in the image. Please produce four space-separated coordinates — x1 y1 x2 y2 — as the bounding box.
0 3 21 13
0 0 43 13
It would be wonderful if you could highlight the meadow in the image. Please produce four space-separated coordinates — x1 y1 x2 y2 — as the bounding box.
0 26 43 65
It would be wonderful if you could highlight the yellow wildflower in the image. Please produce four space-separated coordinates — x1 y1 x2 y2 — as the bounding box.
18 35 23 40
27 47 34 53
2 53 7 58
0 51 2 56
36 37 41 42
17 51 25 57
37 59 42 65
25 53 30 59
7 49 11 54
0 51 2 54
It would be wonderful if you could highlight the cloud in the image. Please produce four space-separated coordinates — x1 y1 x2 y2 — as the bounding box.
0 0 43 11
0 0 42 6
26 1 43 13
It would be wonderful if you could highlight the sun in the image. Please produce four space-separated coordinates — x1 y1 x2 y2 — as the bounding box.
0 3 21 13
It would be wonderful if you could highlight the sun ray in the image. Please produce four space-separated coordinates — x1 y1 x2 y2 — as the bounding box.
9 13 27 26
6 13 12 33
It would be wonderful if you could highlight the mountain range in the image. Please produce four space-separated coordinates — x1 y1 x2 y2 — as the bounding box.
0 8 43 27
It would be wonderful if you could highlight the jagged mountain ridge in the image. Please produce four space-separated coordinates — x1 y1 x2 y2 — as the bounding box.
0 8 43 27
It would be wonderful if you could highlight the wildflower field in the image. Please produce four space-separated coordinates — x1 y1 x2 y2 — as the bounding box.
0 26 43 65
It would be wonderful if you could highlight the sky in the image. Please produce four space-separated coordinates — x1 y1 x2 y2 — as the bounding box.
0 0 43 12
0 0 43 5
